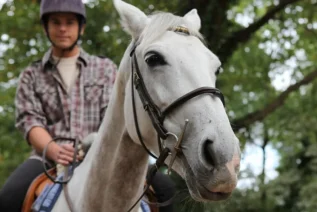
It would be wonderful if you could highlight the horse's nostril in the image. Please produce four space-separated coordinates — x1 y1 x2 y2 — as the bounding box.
203 139 217 167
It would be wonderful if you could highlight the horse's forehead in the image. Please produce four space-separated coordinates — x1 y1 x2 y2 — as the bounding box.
144 31 219 63
157 31 202 47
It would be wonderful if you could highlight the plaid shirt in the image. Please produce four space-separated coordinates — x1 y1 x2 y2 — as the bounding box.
15 48 117 160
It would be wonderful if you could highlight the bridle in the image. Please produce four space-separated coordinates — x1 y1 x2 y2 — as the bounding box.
128 26 225 211
42 137 79 212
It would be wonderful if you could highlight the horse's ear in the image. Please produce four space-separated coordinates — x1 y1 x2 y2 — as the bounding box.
183 9 201 31
113 0 149 39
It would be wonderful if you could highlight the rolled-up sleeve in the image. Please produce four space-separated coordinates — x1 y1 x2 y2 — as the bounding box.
15 67 47 143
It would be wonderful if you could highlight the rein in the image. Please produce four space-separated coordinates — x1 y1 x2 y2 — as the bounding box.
128 35 225 211
42 137 79 212
42 137 79 184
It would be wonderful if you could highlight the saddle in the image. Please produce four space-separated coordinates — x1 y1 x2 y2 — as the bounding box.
22 168 56 212
21 168 159 212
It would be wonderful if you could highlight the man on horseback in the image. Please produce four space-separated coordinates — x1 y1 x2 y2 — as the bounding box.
0 0 175 211
0 0 116 211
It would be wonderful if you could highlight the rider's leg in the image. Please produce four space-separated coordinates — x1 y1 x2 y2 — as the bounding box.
0 159 50 212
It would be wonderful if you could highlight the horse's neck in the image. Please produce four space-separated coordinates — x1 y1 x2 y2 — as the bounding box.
78 71 149 211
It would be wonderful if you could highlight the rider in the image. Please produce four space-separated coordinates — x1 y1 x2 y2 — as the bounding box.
0 0 175 211
0 0 116 211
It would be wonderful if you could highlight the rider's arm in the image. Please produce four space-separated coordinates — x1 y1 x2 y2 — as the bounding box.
27 127 74 165
28 127 53 159
15 66 47 144
15 66 74 165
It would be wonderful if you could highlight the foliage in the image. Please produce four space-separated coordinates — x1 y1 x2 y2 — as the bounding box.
1 0 317 211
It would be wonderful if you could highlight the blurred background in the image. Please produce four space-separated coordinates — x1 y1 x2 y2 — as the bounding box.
0 0 316 211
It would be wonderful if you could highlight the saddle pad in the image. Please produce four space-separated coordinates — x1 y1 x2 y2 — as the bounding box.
32 174 64 212
141 200 151 212
22 168 159 212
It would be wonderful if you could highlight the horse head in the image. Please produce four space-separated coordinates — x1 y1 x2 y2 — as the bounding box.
114 0 241 202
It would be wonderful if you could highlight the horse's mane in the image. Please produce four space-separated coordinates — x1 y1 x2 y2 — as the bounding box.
139 12 204 45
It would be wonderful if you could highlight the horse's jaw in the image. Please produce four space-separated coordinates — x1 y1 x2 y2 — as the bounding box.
180 154 238 202
160 97 240 202
168 133 240 202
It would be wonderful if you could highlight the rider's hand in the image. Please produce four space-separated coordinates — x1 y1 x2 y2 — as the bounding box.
48 143 79 166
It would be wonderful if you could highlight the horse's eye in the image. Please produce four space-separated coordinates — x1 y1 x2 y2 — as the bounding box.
145 52 166 67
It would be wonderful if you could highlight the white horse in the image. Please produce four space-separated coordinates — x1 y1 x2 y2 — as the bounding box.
53 0 240 211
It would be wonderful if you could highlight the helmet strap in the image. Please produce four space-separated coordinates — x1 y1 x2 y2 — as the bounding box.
64 21 83 51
